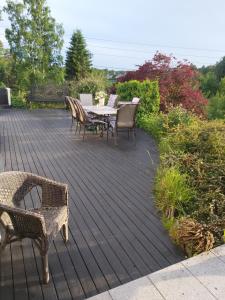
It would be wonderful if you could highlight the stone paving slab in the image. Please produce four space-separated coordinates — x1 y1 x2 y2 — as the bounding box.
88 245 225 300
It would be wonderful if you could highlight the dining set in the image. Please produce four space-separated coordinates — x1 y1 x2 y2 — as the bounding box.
65 93 140 144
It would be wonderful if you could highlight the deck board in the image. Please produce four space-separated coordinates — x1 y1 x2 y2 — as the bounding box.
0 109 184 300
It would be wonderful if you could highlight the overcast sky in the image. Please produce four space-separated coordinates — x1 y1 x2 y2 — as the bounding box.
1 0 225 70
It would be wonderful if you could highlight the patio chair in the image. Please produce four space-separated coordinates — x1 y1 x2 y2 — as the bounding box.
132 97 140 104
108 104 138 145
0 171 68 284
107 94 118 108
79 93 93 106
65 96 77 129
74 99 107 140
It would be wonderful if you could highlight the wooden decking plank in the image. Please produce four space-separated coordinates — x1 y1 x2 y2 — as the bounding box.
23 109 180 269
20 109 143 282
24 115 156 276
38 112 180 261
0 109 184 300
12 110 101 298
11 110 73 300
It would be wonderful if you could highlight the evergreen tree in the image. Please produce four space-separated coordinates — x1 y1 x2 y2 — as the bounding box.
3 0 64 91
65 30 92 81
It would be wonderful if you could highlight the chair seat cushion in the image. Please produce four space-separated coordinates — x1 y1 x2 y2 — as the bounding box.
31 206 67 236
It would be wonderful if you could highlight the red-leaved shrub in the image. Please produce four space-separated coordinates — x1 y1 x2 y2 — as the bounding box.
117 53 208 116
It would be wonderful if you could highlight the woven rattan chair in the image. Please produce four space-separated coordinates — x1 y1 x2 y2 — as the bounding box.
108 104 138 145
0 171 68 284
74 99 107 140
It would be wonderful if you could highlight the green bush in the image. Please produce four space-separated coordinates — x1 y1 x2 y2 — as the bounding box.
138 106 197 141
155 167 193 219
138 113 166 141
11 93 28 108
207 93 225 120
116 80 160 118
116 80 141 100
68 71 109 98
155 119 225 251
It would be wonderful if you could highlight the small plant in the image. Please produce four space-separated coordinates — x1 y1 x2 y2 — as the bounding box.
155 167 193 219
170 218 214 257
95 91 107 106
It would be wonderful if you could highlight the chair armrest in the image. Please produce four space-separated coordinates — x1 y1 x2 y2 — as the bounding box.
0 204 46 237
28 174 68 207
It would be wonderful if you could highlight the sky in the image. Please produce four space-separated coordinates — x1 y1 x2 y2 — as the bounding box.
1 0 225 70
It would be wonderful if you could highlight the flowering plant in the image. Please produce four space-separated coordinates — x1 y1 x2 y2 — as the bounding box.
95 91 107 106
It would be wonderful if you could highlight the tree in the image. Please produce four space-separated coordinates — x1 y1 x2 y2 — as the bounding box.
215 56 225 81
65 30 92 81
199 71 219 98
3 0 64 92
117 53 208 115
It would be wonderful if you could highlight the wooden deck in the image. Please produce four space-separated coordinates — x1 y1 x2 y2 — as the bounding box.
0 109 184 300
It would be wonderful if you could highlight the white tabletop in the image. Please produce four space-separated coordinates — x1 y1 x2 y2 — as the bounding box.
83 105 117 115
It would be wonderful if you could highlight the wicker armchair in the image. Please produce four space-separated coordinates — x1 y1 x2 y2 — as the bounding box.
0 171 69 284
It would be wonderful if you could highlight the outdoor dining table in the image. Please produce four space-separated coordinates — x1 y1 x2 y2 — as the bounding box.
83 105 117 116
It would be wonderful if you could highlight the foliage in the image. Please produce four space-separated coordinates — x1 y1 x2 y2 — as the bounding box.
117 52 207 116
208 93 225 120
116 80 160 119
137 113 166 141
138 104 225 255
11 93 28 108
138 106 197 140
3 0 64 92
0 42 14 88
65 30 92 81
170 218 214 257
68 71 108 98
95 91 107 105
199 71 219 98
215 56 225 81
30 102 65 109
155 167 193 219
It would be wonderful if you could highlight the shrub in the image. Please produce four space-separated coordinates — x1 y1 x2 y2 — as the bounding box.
116 80 160 118
155 167 193 219
170 218 214 257
11 92 28 108
117 52 208 116
137 113 166 141
207 93 225 120
68 71 108 98
138 106 197 141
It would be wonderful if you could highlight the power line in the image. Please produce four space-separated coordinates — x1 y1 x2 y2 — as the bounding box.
83 36 225 54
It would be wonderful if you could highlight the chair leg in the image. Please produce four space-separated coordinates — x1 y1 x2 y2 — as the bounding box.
128 128 130 140
62 223 69 243
114 128 118 145
79 123 81 135
42 253 49 284
75 121 78 135
83 126 86 141
0 227 8 251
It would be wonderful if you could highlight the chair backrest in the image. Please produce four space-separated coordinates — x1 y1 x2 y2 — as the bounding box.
73 99 89 124
107 94 118 108
116 104 138 128
66 96 77 118
79 94 93 106
132 97 140 104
